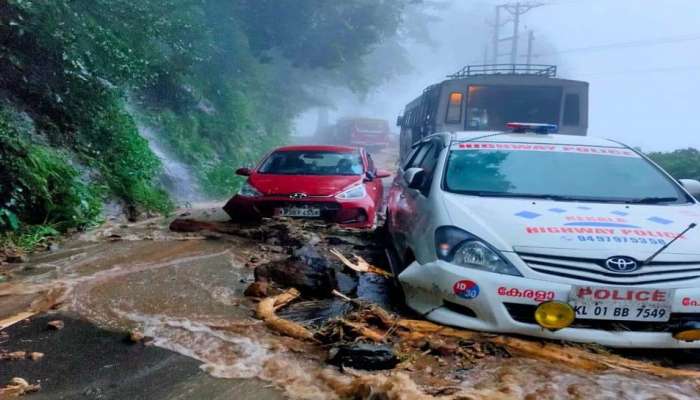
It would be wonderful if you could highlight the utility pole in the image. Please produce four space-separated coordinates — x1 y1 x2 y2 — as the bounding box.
491 2 545 65
526 30 535 66
490 5 502 64
509 3 521 64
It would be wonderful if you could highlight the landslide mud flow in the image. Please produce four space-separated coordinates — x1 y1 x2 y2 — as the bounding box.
2 203 700 399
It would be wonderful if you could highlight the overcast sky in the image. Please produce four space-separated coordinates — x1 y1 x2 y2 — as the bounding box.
295 0 700 152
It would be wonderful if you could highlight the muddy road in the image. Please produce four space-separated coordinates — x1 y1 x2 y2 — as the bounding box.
2 207 700 399
2 150 700 399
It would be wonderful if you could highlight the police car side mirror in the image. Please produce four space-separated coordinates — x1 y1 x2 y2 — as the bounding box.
396 115 404 126
680 179 700 199
404 167 425 190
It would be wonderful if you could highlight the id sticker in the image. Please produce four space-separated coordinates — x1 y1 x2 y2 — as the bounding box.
453 280 480 299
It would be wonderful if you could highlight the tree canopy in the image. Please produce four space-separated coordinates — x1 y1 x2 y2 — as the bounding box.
647 148 700 181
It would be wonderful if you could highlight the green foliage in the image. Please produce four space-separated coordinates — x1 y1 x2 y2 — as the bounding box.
647 148 700 181
68 88 173 213
1 224 60 253
0 0 411 227
0 208 19 231
0 107 103 232
1 1 174 215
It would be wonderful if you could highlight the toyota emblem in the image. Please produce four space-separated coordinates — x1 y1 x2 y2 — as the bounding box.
289 192 308 199
603 256 640 273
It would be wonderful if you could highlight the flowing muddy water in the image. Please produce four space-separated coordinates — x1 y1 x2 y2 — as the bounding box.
2 205 700 399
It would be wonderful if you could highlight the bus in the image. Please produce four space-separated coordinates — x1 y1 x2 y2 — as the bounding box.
396 64 589 161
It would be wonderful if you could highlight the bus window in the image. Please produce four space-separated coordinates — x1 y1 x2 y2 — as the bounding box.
445 92 463 123
563 94 580 126
466 85 563 130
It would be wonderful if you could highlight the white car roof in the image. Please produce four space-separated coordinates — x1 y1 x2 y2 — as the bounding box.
448 131 625 148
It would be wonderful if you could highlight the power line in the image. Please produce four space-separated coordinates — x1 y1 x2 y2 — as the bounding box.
534 33 700 57
561 65 700 78
490 2 546 64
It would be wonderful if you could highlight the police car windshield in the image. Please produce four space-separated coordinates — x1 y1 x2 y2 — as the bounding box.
259 150 363 176
443 142 690 204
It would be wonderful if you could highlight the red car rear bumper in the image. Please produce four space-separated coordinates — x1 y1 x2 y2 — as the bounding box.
223 194 377 229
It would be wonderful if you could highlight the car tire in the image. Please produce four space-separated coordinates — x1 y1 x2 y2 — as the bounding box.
384 245 408 304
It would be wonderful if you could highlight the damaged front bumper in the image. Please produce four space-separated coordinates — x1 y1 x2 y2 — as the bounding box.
223 194 376 229
399 259 700 348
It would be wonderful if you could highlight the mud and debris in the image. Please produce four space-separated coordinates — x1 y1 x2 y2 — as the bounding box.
327 343 398 371
2 203 700 399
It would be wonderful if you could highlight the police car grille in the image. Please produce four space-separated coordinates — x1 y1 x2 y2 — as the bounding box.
518 252 700 285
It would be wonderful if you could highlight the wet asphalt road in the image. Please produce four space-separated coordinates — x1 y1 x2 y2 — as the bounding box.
1 313 283 400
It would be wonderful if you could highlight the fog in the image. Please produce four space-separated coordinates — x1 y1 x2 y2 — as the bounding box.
295 0 700 152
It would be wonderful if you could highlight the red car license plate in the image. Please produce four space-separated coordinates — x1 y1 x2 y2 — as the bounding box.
274 207 321 218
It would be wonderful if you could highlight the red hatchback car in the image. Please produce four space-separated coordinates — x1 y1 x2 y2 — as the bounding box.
223 145 391 228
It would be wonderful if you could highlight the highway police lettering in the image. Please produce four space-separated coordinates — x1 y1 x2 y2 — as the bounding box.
456 143 638 157
526 226 682 239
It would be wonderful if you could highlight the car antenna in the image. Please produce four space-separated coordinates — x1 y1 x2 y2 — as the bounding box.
642 222 697 265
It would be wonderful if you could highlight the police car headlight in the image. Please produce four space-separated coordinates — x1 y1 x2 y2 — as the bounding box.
336 184 366 199
435 226 521 276
238 181 262 197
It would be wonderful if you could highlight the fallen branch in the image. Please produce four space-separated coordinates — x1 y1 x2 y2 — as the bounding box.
256 288 316 341
0 377 40 398
330 249 392 278
331 289 354 303
257 278 700 379
0 312 36 332
492 335 700 378
396 319 478 341
395 317 700 379
339 320 387 343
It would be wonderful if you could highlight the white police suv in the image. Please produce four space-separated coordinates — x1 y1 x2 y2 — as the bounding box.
386 123 700 348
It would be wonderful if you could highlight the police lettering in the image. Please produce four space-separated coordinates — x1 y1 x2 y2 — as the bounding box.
576 287 666 302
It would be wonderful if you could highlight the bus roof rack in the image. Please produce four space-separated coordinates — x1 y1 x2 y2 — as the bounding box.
447 64 557 78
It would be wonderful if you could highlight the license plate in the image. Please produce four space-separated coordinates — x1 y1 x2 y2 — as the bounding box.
274 207 321 218
569 286 673 322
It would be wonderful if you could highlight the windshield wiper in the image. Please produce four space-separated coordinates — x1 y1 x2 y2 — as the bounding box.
625 197 679 204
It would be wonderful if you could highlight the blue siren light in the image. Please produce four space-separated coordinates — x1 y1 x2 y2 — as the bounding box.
506 122 559 134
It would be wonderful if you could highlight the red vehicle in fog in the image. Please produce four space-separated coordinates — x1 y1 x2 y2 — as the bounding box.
334 118 392 151
223 145 390 229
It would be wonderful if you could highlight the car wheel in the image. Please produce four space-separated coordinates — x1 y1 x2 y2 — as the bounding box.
384 244 408 305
